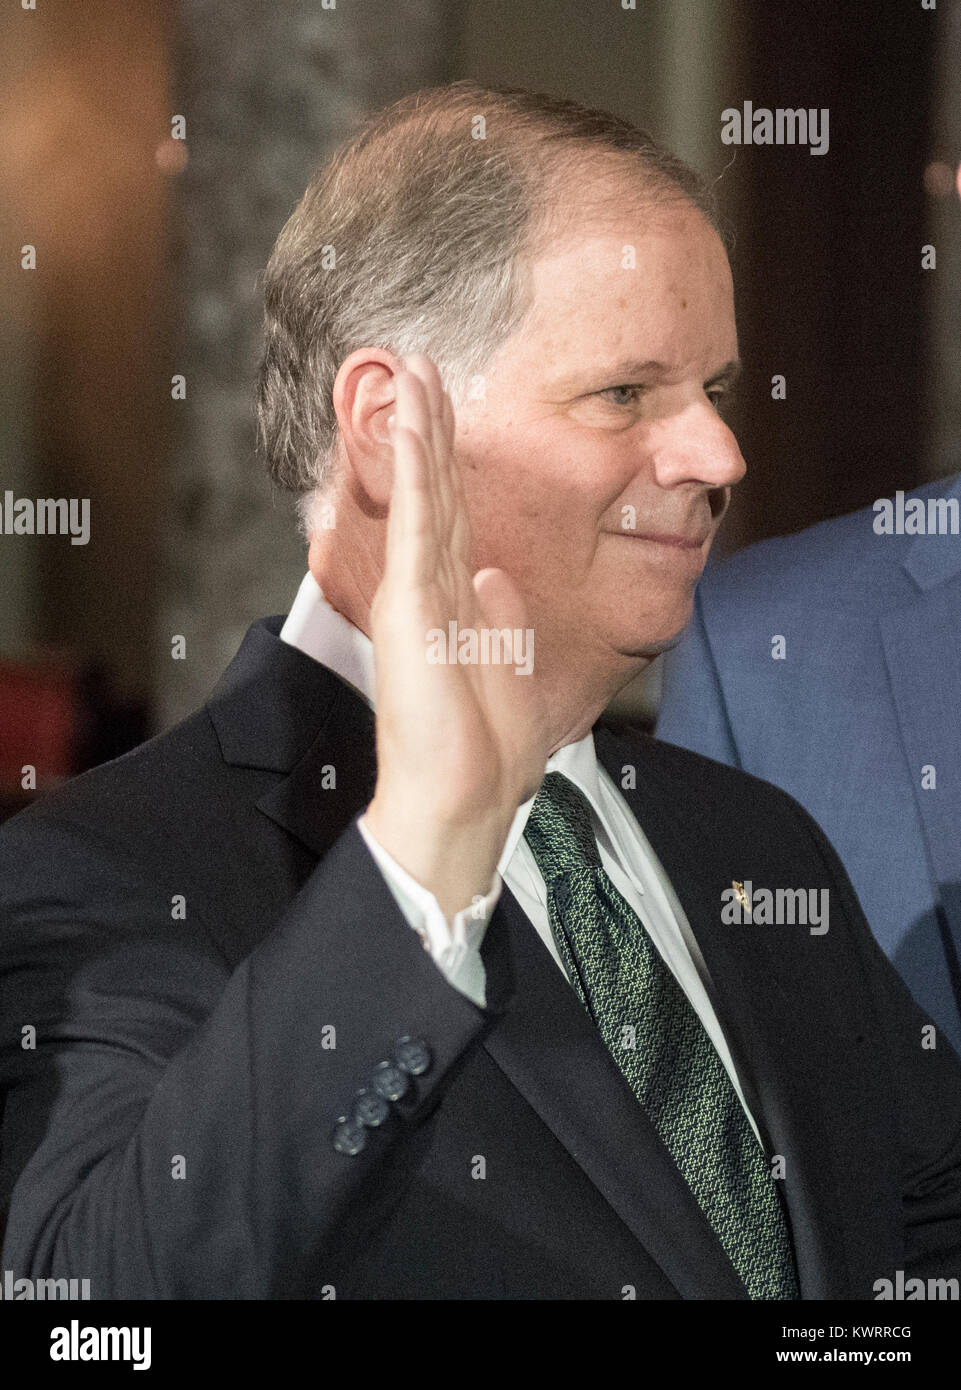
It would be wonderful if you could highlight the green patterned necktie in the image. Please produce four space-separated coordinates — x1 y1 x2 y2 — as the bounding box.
523 771 799 1300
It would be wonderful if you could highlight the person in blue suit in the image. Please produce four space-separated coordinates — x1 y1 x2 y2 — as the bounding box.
658 471 961 1055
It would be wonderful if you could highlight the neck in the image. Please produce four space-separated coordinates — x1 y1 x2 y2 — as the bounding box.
537 640 645 755
307 476 382 640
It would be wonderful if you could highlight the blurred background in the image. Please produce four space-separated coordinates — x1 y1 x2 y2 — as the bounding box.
1 0 958 817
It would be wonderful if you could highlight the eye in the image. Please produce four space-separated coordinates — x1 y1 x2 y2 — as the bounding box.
598 384 645 407
706 386 727 412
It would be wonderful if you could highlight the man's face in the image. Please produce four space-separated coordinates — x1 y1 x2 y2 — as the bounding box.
453 187 745 672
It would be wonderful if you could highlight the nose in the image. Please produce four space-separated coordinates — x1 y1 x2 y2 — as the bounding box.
648 400 747 493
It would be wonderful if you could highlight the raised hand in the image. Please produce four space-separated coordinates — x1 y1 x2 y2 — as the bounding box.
363 354 550 923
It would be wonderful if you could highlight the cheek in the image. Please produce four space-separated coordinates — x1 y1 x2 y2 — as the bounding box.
457 424 625 565
564 428 644 502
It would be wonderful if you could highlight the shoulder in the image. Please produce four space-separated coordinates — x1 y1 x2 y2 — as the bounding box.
0 705 243 894
598 724 847 898
600 722 810 819
697 471 961 622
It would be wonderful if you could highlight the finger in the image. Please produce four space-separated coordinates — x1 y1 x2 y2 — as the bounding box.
405 355 455 537
406 353 448 465
384 414 438 592
473 566 530 635
396 367 445 531
441 389 471 564
441 387 456 454
395 366 434 464
434 373 459 537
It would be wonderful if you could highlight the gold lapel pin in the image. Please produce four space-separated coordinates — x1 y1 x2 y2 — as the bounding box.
732 880 751 915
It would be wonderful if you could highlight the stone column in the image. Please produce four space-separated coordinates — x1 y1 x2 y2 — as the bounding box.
160 0 453 727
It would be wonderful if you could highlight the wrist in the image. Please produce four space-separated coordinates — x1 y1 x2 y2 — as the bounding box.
364 795 507 923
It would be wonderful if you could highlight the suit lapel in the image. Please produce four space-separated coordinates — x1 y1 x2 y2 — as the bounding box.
255 685 378 860
879 569 961 981
207 616 379 861
480 883 748 1298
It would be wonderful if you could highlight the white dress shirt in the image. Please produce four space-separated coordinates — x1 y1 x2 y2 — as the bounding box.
280 571 761 1141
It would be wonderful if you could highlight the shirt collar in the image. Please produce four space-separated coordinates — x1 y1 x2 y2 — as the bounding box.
498 733 605 877
279 572 376 710
279 571 603 873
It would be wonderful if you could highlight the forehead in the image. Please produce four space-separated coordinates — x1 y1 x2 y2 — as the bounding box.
516 193 735 378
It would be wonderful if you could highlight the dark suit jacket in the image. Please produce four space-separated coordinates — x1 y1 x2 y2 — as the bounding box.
657 472 961 1057
1 615 960 1299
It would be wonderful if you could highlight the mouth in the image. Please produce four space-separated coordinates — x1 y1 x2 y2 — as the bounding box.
606 530 711 551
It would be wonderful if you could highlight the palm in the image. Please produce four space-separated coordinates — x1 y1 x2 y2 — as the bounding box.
370 355 550 828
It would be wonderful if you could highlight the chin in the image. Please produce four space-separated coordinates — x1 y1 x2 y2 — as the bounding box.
611 597 694 658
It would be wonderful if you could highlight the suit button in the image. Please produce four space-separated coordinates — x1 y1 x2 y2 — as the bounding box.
370 1060 409 1102
352 1088 390 1128
331 1116 367 1155
393 1036 431 1076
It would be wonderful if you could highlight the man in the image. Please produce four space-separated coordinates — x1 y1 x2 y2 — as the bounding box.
657 472 961 1057
1 82 960 1301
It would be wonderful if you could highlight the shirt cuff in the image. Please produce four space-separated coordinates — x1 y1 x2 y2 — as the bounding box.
356 813 501 1009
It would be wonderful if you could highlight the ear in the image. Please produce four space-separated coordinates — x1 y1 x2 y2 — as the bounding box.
331 347 402 509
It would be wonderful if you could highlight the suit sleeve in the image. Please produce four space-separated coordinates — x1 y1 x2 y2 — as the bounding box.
656 587 742 768
356 812 498 1009
0 809 513 1299
782 794 961 1280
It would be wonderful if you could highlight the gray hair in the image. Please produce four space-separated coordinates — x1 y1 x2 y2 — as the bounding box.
257 80 727 534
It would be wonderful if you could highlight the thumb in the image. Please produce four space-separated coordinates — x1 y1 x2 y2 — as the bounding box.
472 567 531 636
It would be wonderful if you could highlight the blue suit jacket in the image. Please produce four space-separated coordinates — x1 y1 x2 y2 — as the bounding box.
658 472 961 1055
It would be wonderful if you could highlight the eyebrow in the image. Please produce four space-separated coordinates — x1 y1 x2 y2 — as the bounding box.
553 357 743 394
706 359 743 387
